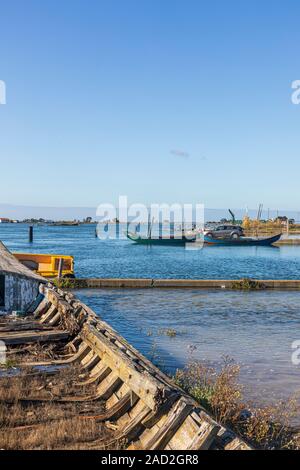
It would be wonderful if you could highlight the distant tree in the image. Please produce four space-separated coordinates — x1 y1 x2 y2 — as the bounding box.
242 216 251 230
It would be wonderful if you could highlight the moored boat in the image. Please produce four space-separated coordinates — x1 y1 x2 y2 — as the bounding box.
204 233 281 246
126 231 196 246
13 252 75 278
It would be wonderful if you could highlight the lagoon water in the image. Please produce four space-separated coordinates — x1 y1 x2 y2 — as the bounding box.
1 223 300 279
76 288 300 410
1 223 300 411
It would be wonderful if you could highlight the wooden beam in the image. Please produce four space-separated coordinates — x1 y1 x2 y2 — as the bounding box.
146 399 194 450
0 329 69 345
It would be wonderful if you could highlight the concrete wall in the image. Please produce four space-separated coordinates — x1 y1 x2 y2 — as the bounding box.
72 278 300 289
4 274 40 311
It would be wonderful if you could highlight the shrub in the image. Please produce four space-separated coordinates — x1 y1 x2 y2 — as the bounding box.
174 357 300 449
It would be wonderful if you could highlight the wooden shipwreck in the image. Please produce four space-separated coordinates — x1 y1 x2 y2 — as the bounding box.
0 276 252 450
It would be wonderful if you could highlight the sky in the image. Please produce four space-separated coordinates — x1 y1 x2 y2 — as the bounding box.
0 0 300 216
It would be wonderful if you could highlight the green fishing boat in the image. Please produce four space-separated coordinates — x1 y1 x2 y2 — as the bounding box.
126 231 196 246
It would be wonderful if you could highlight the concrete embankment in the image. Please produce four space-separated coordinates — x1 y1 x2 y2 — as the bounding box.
60 278 300 289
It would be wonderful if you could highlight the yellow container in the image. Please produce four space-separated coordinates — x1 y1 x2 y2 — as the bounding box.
13 253 75 278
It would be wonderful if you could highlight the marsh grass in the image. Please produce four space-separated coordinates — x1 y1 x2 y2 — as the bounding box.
0 366 118 450
175 357 300 449
158 328 178 338
231 278 266 290
52 278 88 289
0 412 109 450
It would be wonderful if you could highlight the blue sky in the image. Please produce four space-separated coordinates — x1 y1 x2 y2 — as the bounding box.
0 0 299 213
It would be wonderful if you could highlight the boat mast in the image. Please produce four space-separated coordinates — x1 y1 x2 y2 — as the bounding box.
149 217 154 239
147 212 152 239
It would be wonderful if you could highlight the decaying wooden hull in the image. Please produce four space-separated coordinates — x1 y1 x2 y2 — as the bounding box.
0 284 252 450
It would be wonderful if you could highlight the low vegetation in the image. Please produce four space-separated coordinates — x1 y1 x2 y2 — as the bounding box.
175 358 300 449
0 366 119 450
158 328 178 338
242 217 300 235
52 278 88 289
146 327 186 338
231 278 266 290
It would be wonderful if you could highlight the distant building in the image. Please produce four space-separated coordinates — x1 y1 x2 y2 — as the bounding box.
275 216 288 225
273 216 295 226
0 242 45 312
0 218 10 223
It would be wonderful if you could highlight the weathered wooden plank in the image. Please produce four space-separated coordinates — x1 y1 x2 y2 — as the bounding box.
40 304 57 324
141 393 179 429
80 349 96 367
95 372 123 400
44 289 63 309
118 405 151 443
0 320 50 332
78 362 111 386
225 437 252 450
139 420 166 449
0 329 69 345
33 297 50 318
81 324 173 411
48 311 61 326
187 420 220 450
145 398 194 450
166 413 201 450
81 353 100 372
83 392 139 422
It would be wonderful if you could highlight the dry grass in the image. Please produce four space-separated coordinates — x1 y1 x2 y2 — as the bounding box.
6 341 67 364
0 415 104 450
0 364 96 401
175 357 300 450
0 366 118 450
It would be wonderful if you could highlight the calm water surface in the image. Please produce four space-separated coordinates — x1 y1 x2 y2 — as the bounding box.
1 223 300 279
1 224 300 412
76 288 300 412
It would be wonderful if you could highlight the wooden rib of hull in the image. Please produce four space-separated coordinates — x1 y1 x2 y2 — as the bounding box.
0 283 253 451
